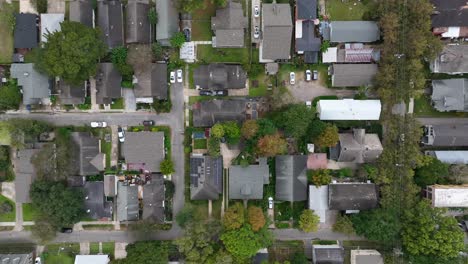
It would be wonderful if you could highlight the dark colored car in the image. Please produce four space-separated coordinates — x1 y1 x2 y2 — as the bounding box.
199 90 215 96
183 28 191 42
143 120 155 126
60 228 73 233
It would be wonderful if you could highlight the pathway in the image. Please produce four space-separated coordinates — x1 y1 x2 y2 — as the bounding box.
122 89 136 112
89 78 99 111
14 203 23 231
79 242 90 255
110 125 119 167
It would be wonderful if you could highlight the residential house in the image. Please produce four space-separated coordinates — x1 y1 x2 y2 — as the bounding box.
193 63 247 90
97 0 124 48
307 153 327 170
71 132 105 176
156 0 179 46
312 244 344 264
69 0 94 28
261 4 293 62
83 181 113 220
422 124 468 146
14 13 38 49
351 250 384 264
330 129 383 163
309 185 328 223
426 185 468 207
126 0 151 44
323 43 380 63
142 174 165 223
317 99 381 121
431 45 468 74
192 98 258 127
117 182 139 221
56 81 86 105
328 21 379 43
427 150 468 164
10 63 50 106
190 154 223 200
229 158 269 200
40 14 64 42
295 0 320 63
331 64 378 87
75 255 110 264
0 253 34 264
134 63 168 103
431 0 468 38
104 175 117 196
431 78 468 112
275 155 308 202
328 183 379 211
211 2 247 48
122 131 165 172
95 63 122 105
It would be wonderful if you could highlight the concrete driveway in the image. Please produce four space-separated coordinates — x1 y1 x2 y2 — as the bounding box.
47 0 65 13
122 89 136 112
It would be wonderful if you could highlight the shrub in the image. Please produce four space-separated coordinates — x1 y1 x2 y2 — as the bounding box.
0 201 13 214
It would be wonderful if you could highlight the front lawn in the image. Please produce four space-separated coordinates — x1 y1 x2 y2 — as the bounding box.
43 243 80 264
326 0 369 20
101 139 112 169
23 203 39 221
197 45 250 64
42 254 74 264
0 194 15 222
90 242 115 257
0 1 15 63
111 98 124 109
193 139 207 149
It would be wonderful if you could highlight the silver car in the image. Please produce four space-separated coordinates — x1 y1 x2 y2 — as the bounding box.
254 26 260 39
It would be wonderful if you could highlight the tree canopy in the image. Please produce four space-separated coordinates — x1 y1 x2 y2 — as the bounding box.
307 169 332 187
248 206 266 232
256 133 287 157
273 104 315 139
0 80 21 111
170 32 186 48
160 159 175 175
241 120 259 139
113 241 169 264
351 208 400 244
414 156 449 187
221 225 273 261
298 210 319 232
223 203 245 230
315 124 339 147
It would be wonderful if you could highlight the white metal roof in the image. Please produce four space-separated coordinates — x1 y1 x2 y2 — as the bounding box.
434 151 468 164
180 42 195 62
317 99 381 121
40 14 64 42
308 185 328 223
441 27 460 38
322 47 337 63
431 186 468 207
75 255 109 264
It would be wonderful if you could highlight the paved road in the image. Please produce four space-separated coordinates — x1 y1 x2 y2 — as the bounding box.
416 117 468 126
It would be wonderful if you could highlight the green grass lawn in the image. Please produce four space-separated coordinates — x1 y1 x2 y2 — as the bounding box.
0 122 12 146
111 98 124 109
90 243 100 254
22 203 39 221
197 45 250 64
0 194 15 222
82 224 114 230
192 21 213 41
193 139 207 149
414 96 468 117
326 0 368 20
101 140 112 169
249 72 271 97
89 242 115 256
193 0 217 20
0 1 15 63
42 254 74 264
43 243 80 264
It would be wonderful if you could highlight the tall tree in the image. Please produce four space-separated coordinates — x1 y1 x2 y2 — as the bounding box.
160 159 175 175
175 0 204 13
113 241 169 264
223 121 241 144
170 32 186 48
273 104 315 139
298 210 319 232
248 206 266 231
256 133 287 157
351 208 400 244
241 120 259 139
223 203 244 230
37 21 106 84
414 156 449 187
211 123 225 138
307 169 332 187
315 124 339 147
221 225 273 261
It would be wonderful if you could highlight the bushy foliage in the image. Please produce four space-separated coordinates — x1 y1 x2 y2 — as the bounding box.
414 156 449 187
207 137 220 157
160 159 175 175
307 169 332 186
332 215 355 235
273 104 315 139
298 210 319 232
241 120 259 139
315 124 339 147
248 206 266 231
223 203 244 230
170 32 186 48
256 133 287 157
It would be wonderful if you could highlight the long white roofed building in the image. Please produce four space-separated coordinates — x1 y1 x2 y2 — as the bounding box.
317 99 381 120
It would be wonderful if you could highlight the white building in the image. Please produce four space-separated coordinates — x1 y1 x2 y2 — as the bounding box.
426 185 468 208
317 99 381 121
351 250 384 264
430 151 468 164
75 255 110 264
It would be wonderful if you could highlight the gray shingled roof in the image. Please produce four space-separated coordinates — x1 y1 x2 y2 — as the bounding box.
313 245 344 264
97 0 124 48
57 81 86 105
431 45 468 74
422 124 468 146
71 132 105 176
70 0 94 27
156 0 179 46
296 20 321 54
229 158 269 200
83 181 113 220
134 63 168 100
14 148 40 203
297 0 317 20
328 183 378 210
14 14 38 49
431 0 468 28
104 175 116 196
211 2 247 48
330 21 380 43
122 132 165 172
190 155 223 200
126 0 151 44
142 174 165 222
192 98 258 127
275 155 308 202
432 78 468 112
117 182 139 221
330 129 383 163
331 64 378 87
0 253 34 264
262 4 293 60
95 63 122 104
10 63 50 105
193 64 247 90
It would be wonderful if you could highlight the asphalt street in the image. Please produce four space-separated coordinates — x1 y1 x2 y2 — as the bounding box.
416 117 468 126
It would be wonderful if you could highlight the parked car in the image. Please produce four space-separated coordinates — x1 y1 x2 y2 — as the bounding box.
143 120 155 126
289 72 295 85
35 257 41 264
254 26 260 39
254 5 260 17
183 28 191 42
313 70 318 80
60 227 73 233
199 90 215 96
177 69 183 83
118 127 125 143
305 69 311 81
214 90 228 96
170 71 176 83
90 121 107 128
268 197 274 209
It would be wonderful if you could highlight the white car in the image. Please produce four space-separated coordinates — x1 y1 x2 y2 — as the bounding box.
289 72 295 85
177 69 183 83
170 71 176 83
254 5 260 17
305 70 311 81
254 26 260 39
90 121 107 128
268 197 273 209
118 127 125 143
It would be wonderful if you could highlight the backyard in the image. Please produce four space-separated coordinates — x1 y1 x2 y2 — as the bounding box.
197 45 250 64
0 194 15 222
193 138 207 149
325 0 369 20
191 0 216 41
0 1 16 63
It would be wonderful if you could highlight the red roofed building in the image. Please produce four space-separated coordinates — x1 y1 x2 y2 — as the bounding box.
307 153 328 169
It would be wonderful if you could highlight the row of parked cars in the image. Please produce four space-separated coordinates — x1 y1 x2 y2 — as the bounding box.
199 90 228 96
90 120 155 143
289 69 318 85
170 69 183 84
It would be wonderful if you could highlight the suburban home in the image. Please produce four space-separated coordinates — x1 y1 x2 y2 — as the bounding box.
193 64 247 90
422 124 468 146
83 181 113 220
295 0 320 63
71 132 105 176
431 45 468 74
192 98 258 127
95 63 122 105
190 154 223 200
229 158 269 200
0 253 34 264
431 79 468 112
312 244 344 264
330 129 383 163
122 131 165 173
117 182 139 221
156 0 179 46
10 63 51 106
309 185 328 223
13 146 42 203
253 249 269 264
125 0 151 44
40 13 64 42
56 81 86 105
426 185 468 207
426 150 468 164
331 64 378 87
351 250 384 264
328 21 380 43
97 0 124 48
211 2 247 48
322 44 380 63
14 13 38 49
104 175 117 196
431 0 468 38
317 99 381 121
307 153 328 170
328 183 379 211
275 155 308 202
134 63 168 103
69 0 94 28
75 255 110 264
142 174 165 223
261 4 293 62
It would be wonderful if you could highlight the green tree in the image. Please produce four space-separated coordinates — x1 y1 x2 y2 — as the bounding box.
0 80 21 111
111 46 133 79
241 120 259 139
248 206 265 231
291 252 308 264
308 119 327 142
152 42 164 60
148 9 158 25
223 203 244 230
256 133 287 157
170 32 186 48
298 210 319 232
332 215 355 235
175 0 204 13
176 204 195 228
320 40 330 52
223 121 241 144
211 123 225 138
113 241 169 264
256 118 277 137
351 208 400 244
211 0 227 7
160 159 175 175
31 215 57 243
315 124 339 147
38 21 106 84
307 169 331 186
221 225 273 261
273 104 315 139
207 137 220 157
414 156 449 187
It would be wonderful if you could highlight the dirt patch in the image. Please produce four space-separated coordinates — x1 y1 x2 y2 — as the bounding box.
220 143 240 169
127 44 153 75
